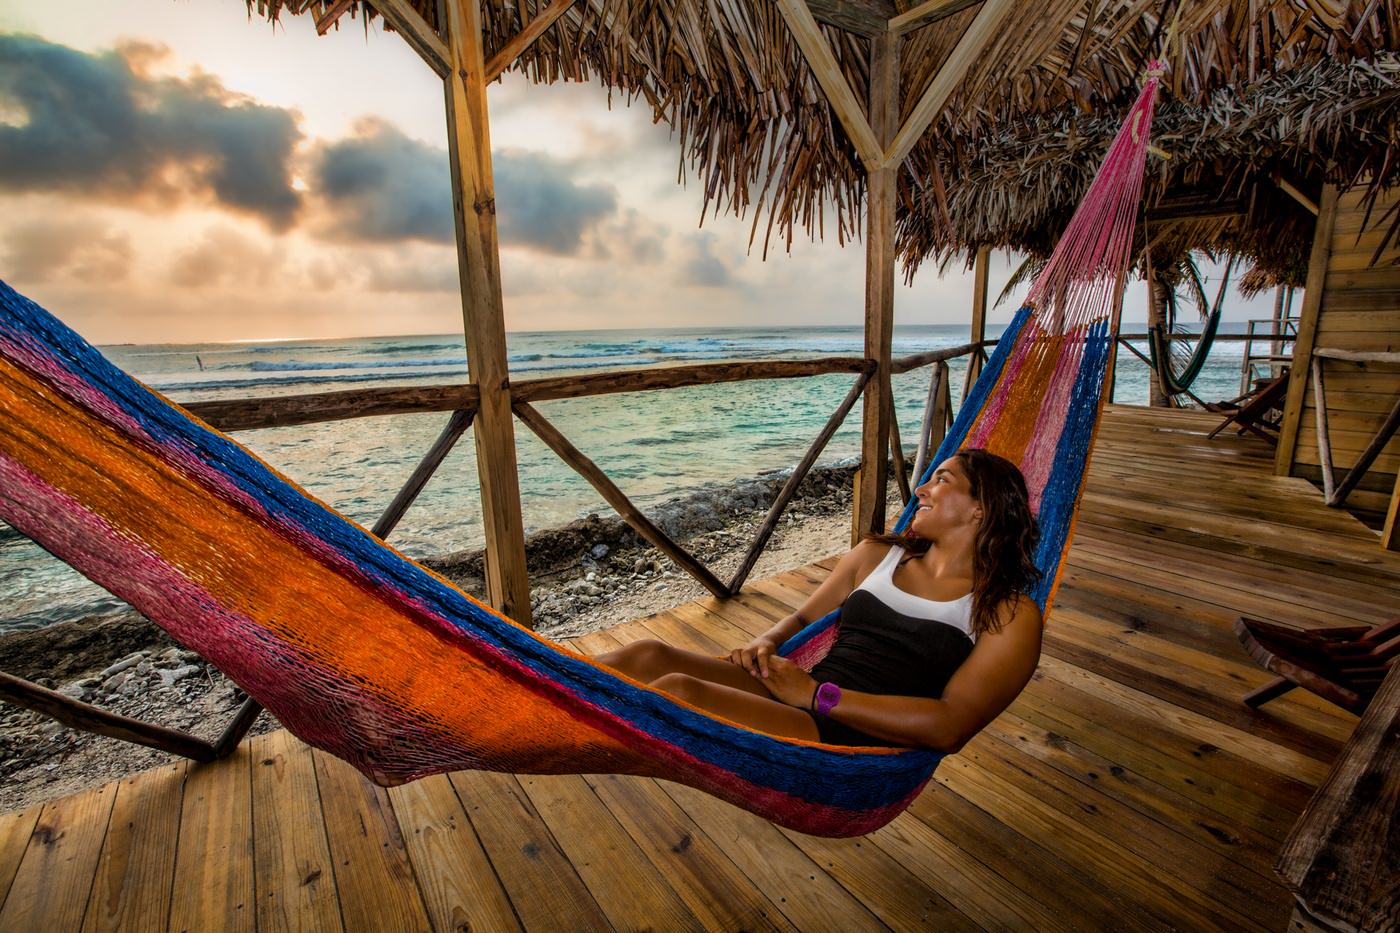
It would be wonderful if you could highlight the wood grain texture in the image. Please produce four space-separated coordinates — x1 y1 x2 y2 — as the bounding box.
387 775 522 933
0 783 115 932
1279 664 1400 932
250 731 342 933
169 750 256 933
81 763 186 933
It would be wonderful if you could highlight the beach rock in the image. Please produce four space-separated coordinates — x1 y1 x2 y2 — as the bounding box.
103 671 130 693
157 665 201 688
100 652 145 680
58 680 94 702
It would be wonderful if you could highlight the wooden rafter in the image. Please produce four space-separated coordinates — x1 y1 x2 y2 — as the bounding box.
882 0 1019 168
315 0 355 35
808 0 895 38
889 0 981 36
368 0 451 78
485 0 581 81
773 0 883 170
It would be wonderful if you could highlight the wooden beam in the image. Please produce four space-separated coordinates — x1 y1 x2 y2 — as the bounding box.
727 373 871 593
807 0 894 38
1277 175 1321 216
1276 185 1340 477
484 0 579 82
773 0 883 170
1277 662 1400 930
965 245 990 394
1329 393 1400 508
0 671 218 762
369 0 451 78
442 0 533 625
371 409 475 540
515 357 870 403
854 31 900 543
882 0 1017 169
888 390 911 504
1145 195 1250 223
185 385 478 433
887 340 984 374
1383 469 1400 550
512 402 731 599
315 0 356 35
911 360 948 485
1312 357 1337 502
889 0 981 35
1313 347 1400 365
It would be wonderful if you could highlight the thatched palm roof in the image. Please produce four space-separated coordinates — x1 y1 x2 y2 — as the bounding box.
248 0 1399 285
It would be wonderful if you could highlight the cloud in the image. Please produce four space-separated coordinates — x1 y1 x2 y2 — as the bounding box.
361 251 461 293
312 118 454 243
494 150 617 254
310 120 617 254
589 208 668 264
168 226 283 288
0 34 303 229
2 218 134 283
678 232 735 287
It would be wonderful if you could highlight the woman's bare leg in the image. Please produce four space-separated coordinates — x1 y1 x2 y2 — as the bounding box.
597 639 819 739
652 674 820 741
597 639 770 698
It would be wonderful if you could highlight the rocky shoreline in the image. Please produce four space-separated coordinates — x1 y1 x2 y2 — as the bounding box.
0 463 875 814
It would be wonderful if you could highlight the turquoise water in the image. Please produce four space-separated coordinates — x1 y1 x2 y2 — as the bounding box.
0 323 1253 631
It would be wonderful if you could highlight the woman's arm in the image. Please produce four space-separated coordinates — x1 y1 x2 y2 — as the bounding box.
757 594 1044 751
730 540 887 676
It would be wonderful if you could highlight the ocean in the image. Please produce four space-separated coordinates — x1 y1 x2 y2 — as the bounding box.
0 322 1257 632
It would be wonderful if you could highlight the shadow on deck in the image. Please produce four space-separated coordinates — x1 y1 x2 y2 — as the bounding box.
1 405 1395 931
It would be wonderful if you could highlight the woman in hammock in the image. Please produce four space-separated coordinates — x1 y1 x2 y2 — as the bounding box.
598 448 1043 751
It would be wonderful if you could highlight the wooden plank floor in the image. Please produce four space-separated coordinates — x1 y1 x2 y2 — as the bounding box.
2 405 1395 931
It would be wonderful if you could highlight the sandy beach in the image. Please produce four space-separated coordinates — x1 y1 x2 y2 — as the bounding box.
0 465 886 814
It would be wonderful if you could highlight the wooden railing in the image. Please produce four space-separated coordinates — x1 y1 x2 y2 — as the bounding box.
187 344 984 602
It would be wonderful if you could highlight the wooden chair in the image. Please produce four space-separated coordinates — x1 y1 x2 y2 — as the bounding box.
1235 616 1400 716
1206 368 1290 445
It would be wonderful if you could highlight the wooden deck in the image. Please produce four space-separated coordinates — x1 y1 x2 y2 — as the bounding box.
2 405 1395 932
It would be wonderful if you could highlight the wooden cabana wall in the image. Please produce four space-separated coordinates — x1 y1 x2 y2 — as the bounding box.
1276 185 1400 549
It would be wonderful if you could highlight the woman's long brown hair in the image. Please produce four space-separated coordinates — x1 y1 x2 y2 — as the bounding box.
870 448 1042 637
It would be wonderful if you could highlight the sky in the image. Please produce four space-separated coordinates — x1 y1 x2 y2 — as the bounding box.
0 0 1275 344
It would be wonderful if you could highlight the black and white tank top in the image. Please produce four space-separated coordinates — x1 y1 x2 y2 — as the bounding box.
810 545 975 702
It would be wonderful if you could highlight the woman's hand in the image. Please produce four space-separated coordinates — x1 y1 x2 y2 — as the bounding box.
728 635 779 677
753 655 817 709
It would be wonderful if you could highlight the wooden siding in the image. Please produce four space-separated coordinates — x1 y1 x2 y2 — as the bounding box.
1285 186 1400 514
0 406 1394 931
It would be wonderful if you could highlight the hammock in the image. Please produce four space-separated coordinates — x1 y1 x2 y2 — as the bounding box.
1147 256 1234 397
0 71 1159 839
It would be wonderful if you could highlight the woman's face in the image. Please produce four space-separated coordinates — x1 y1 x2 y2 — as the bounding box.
910 457 982 538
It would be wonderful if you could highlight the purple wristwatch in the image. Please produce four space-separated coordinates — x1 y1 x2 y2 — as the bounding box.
813 681 841 716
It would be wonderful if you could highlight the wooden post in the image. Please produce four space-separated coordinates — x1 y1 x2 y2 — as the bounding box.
1271 284 1287 366
442 0 532 624
1144 261 1169 408
853 31 900 545
1277 662 1400 930
964 246 990 397
1276 185 1340 477
1383 469 1400 551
